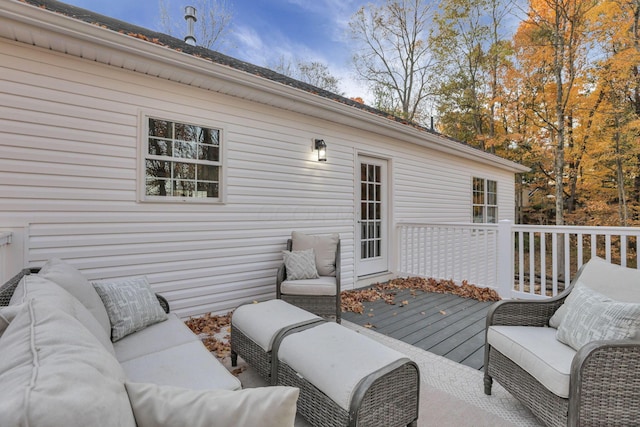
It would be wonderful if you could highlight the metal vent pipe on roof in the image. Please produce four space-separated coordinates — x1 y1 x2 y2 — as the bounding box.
184 6 197 46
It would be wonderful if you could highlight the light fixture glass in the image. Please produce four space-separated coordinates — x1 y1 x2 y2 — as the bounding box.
315 139 327 162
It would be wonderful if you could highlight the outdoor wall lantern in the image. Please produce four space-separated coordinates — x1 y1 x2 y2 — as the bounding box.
314 139 327 162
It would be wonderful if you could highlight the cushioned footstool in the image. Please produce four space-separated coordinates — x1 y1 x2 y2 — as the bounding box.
231 299 324 383
275 322 420 427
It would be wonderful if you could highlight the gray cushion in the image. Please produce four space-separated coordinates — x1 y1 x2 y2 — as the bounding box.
0 298 136 427
92 276 167 342
126 382 299 427
555 285 640 351
120 340 242 391
10 275 114 355
291 231 339 276
278 322 406 411
487 325 575 398
280 276 337 296
282 249 319 280
114 314 198 363
37 258 111 336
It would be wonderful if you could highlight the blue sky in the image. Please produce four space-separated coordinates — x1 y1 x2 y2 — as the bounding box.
61 0 370 99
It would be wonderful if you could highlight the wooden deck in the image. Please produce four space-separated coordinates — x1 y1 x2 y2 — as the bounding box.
342 289 494 370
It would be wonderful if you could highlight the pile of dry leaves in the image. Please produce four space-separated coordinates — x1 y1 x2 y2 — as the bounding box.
341 277 500 314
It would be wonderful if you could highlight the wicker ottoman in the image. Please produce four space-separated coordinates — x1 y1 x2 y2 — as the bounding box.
274 322 420 427
230 299 324 383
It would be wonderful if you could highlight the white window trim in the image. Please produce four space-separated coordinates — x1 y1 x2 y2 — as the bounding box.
472 177 498 224
138 111 226 204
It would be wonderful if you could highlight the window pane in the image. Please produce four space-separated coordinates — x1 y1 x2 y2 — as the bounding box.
361 202 367 220
487 207 497 223
200 128 219 145
197 165 218 181
197 182 218 198
473 206 484 223
173 180 195 197
174 123 199 141
361 164 367 181
173 162 195 180
148 138 172 156
149 119 171 138
146 160 170 178
174 141 197 159
199 144 219 162
374 165 381 183
146 177 170 196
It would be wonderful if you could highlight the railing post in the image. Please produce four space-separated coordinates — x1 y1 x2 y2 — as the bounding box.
497 220 513 299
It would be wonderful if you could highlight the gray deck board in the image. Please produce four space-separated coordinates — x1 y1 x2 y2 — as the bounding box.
342 289 494 370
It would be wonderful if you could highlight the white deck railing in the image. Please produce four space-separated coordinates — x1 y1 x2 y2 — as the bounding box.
397 221 640 299
0 232 13 284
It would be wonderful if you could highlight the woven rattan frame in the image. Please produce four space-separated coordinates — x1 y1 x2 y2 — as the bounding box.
484 262 640 426
277 359 419 427
276 238 341 323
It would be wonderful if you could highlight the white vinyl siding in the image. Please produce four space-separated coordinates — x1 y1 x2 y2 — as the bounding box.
0 39 517 318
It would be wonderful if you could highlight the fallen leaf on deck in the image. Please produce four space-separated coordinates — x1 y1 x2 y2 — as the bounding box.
439 310 447 315
363 323 376 329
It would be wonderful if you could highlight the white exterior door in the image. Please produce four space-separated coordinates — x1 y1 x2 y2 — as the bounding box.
356 156 389 276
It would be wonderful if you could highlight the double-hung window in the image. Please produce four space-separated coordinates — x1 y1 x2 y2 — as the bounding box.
472 177 497 223
143 117 221 202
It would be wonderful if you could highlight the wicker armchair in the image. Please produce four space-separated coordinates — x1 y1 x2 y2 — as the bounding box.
484 257 640 427
276 236 341 323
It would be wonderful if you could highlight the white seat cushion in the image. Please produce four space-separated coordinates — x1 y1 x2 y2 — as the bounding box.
280 276 337 296
232 300 321 351
120 340 242 391
278 322 407 410
488 325 576 398
115 314 198 362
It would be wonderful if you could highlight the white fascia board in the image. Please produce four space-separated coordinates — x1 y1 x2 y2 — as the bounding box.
1 0 529 174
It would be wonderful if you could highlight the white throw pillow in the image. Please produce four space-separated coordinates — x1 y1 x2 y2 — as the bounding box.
291 231 339 276
126 382 299 427
556 285 640 351
38 258 111 336
0 298 136 427
283 249 319 280
92 276 167 342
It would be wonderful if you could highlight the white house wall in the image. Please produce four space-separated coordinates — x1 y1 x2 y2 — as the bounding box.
0 39 516 318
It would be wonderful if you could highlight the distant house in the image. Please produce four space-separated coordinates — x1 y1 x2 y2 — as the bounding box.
0 0 528 318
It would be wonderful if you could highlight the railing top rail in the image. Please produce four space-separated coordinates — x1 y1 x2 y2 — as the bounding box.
397 222 498 230
0 232 12 246
511 224 640 234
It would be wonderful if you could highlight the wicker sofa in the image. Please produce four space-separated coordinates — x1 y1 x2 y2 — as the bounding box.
484 256 640 426
0 259 299 427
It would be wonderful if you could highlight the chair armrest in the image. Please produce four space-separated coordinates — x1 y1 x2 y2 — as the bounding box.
486 287 572 327
276 264 286 298
155 293 170 313
569 339 640 426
